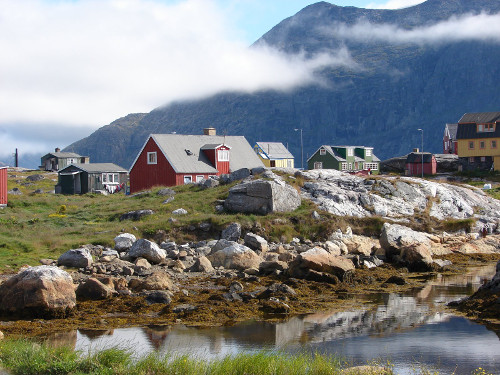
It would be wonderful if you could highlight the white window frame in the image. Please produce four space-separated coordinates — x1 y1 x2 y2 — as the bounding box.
365 163 378 171
341 163 348 171
68 158 76 165
183 175 193 184
147 152 157 165
347 148 353 157
469 157 475 163
209 175 217 179
196 175 204 182
313 162 323 169
319 148 326 156
348 162 352 170
366 149 372 157
218 149 229 161
102 173 119 184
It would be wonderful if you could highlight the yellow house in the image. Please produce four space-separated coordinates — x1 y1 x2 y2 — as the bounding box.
254 142 294 168
456 112 500 171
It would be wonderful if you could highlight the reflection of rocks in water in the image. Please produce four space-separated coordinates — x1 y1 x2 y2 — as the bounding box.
142 325 172 350
79 329 114 340
45 330 77 349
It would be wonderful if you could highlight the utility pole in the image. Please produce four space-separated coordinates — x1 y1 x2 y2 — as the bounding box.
14 148 18 167
417 129 423 178
294 128 304 169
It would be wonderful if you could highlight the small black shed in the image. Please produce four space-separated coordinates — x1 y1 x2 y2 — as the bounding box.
56 163 128 194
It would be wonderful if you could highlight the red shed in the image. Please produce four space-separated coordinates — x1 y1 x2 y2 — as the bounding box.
0 167 7 207
129 129 264 193
405 152 437 176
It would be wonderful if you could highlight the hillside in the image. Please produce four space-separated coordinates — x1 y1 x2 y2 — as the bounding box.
65 0 500 169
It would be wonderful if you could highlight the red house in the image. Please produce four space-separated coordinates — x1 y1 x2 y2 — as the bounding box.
0 167 7 207
405 151 437 176
129 128 264 193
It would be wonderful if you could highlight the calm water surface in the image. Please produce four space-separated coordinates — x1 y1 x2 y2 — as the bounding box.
48 265 500 375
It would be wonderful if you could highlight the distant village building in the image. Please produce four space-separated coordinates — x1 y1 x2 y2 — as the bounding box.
254 142 294 168
307 145 380 174
443 123 458 154
0 167 7 207
405 150 437 176
40 148 89 172
456 112 500 171
56 163 127 194
129 128 264 193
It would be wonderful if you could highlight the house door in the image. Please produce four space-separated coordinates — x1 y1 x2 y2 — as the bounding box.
74 173 81 194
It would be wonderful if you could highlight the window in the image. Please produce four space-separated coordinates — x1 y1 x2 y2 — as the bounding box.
102 173 119 184
287 159 293 168
147 152 157 164
480 141 486 149
365 163 378 170
218 149 229 161
348 162 352 170
320 148 326 155
183 176 193 184
68 158 76 165
468 141 475 150
469 157 475 163
492 140 497 149
480 156 486 162
478 123 495 133
347 148 353 157
313 162 323 169
196 175 204 182
209 175 217 179
366 149 372 157
478 124 484 132
341 163 348 171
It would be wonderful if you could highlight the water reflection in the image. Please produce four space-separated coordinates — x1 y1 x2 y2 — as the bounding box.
57 265 500 374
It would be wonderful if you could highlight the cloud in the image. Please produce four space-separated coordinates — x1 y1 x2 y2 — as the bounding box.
365 0 425 9
0 0 351 133
323 12 500 45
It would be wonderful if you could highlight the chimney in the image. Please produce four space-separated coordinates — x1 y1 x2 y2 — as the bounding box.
55 147 61 152
413 148 419 153
203 127 216 136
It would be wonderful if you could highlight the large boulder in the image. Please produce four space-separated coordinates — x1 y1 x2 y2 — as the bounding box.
119 209 155 221
58 248 93 268
400 243 433 271
0 266 76 318
208 243 263 271
114 233 137 251
129 239 166 264
224 179 301 214
289 247 355 281
342 235 378 256
193 256 214 273
129 271 174 292
244 232 269 253
380 223 431 259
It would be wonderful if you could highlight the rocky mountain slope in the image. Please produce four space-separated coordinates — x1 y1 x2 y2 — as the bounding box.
65 0 500 169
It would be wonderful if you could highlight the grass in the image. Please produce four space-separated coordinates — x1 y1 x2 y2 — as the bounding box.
0 339 389 375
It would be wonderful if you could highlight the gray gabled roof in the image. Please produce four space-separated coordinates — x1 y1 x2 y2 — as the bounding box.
42 151 84 159
60 163 127 174
255 142 294 160
308 145 380 162
406 152 434 163
458 112 500 124
445 123 458 139
132 134 264 174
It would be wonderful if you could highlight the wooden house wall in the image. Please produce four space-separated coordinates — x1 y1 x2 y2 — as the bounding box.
130 138 177 193
216 146 230 175
457 137 500 158
307 152 340 170
0 168 7 206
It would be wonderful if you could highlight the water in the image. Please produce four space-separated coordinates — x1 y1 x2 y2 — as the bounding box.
47 265 500 374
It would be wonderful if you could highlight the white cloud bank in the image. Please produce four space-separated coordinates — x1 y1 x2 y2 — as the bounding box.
365 0 425 10
324 12 500 45
0 0 350 132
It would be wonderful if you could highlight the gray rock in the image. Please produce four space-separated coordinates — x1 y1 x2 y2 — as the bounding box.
114 233 137 251
173 304 197 314
193 256 214 272
210 239 237 253
26 174 45 181
129 239 167 264
380 223 432 257
172 208 188 215
145 291 172 305
58 248 93 268
8 187 22 195
244 232 269 252
76 278 114 300
102 250 119 258
202 178 220 189
157 188 175 196
119 210 154 221
224 179 301 214
289 247 355 281
230 168 251 182
311 211 321 220
208 243 263 271
163 196 175 204
221 222 241 241
251 166 266 175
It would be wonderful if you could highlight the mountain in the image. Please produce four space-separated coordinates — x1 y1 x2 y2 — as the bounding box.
65 0 500 169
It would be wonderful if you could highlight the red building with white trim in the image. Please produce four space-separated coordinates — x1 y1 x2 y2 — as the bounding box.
129 128 264 193
405 151 437 176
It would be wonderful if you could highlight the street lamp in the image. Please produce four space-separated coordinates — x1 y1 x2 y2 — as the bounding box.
417 128 424 178
294 128 304 170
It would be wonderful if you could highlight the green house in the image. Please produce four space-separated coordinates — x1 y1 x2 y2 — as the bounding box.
307 145 380 174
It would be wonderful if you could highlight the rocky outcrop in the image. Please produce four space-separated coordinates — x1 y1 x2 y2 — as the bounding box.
221 222 241 241
299 170 500 229
289 247 355 281
114 233 136 251
120 210 154 221
0 266 76 318
224 179 301 214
